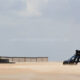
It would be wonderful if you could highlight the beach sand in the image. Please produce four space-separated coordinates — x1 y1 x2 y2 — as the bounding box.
0 62 80 80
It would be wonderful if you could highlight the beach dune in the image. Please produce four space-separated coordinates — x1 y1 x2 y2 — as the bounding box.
0 62 80 80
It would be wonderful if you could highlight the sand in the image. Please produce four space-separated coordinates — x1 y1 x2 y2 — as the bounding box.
0 62 80 80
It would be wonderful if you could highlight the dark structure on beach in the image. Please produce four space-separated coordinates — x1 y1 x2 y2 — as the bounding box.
63 50 80 64
0 56 48 63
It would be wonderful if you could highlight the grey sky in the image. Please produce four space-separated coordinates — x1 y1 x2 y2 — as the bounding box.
0 0 80 61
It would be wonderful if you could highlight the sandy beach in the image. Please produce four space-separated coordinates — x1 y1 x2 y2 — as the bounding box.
0 62 80 80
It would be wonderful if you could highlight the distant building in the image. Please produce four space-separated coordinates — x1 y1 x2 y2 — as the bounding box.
0 56 48 63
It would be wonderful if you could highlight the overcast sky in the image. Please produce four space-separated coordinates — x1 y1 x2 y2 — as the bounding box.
0 0 80 61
